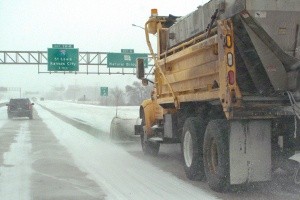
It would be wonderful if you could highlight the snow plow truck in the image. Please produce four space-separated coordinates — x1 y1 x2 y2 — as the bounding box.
135 0 300 192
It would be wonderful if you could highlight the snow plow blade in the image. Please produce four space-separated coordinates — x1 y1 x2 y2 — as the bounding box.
110 117 141 140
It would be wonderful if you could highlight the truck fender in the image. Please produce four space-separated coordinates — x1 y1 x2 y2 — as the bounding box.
140 99 156 137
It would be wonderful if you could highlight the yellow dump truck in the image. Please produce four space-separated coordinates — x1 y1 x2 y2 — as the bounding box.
135 0 300 192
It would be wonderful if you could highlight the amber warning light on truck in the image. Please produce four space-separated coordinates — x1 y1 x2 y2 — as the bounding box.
151 8 158 16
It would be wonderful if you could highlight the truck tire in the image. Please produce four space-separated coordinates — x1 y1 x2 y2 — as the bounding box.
203 119 230 192
181 117 206 181
272 117 297 171
140 115 160 156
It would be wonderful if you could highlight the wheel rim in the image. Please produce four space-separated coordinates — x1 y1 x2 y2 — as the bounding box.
183 131 193 167
208 138 218 174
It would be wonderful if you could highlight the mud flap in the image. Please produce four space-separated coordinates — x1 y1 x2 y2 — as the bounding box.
134 124 143 135
229 120 272 185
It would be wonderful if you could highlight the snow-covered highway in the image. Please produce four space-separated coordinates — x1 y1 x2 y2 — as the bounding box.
0 101 300 200
0 103 218 200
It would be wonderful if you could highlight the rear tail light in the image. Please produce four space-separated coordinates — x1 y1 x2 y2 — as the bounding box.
227 53 233 66
228 70 235 85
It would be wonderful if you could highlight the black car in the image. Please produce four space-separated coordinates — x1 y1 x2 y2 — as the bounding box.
6 98 34 119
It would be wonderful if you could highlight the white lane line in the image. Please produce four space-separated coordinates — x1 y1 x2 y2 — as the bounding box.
0 122 32 200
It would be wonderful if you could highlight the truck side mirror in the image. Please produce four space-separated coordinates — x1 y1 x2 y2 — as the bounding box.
136 58 145 79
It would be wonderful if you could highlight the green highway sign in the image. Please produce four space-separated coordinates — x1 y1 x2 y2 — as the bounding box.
48 48 79 71
107 53 148 68
100 87 108 96
52 44 74 48
121 49 134 54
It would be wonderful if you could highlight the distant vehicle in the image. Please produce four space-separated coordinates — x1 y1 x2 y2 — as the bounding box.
6 98 34 119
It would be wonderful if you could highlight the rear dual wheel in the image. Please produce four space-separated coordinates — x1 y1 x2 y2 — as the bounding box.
182 118 230 192
203 119 230 192
181 117 206 180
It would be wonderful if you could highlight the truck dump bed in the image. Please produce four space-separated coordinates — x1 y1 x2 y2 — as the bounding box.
168 0 300 60
156 0 300 110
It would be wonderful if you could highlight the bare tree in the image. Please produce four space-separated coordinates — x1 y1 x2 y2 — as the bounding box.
125 81 152 105
110 86 125 106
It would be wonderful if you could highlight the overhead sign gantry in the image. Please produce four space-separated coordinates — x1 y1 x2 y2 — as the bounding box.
0 46 153 75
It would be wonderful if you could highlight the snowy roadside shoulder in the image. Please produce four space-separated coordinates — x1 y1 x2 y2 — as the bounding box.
35 105 219 200
38 100 139 134
0 107 9 129
0 122 32 200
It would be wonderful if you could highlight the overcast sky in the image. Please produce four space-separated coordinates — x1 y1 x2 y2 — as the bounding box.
0 0 209 97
